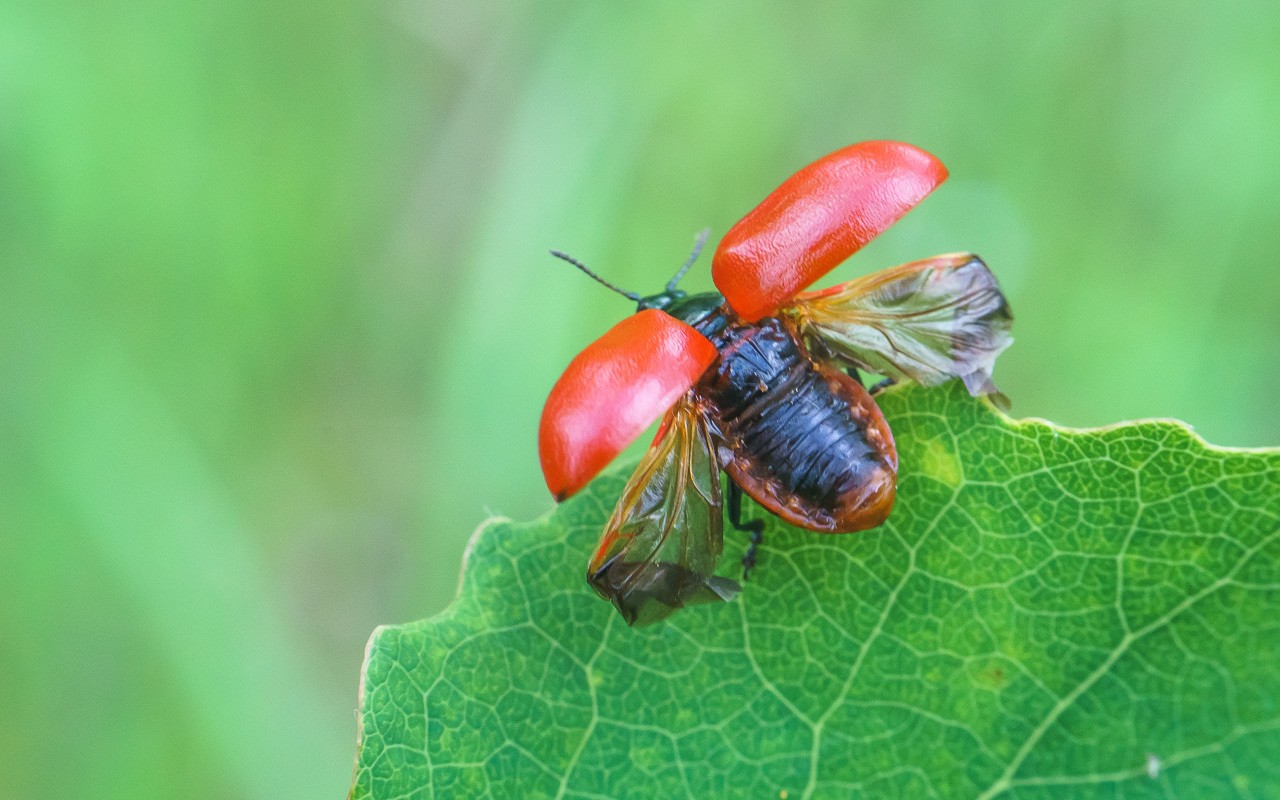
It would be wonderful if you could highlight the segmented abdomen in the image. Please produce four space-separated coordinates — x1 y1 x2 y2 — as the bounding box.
696 316 897 532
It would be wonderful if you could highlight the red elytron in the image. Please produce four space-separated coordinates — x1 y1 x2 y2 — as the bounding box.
713 141 950 322
539 141 1013 626
540 310 717 501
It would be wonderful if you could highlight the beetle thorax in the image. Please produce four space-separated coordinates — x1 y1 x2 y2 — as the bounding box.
637 290 730 335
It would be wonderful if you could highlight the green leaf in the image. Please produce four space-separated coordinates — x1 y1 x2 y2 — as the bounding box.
350 383 1280 799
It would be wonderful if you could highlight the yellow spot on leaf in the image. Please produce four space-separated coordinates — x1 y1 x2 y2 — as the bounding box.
919 438 963 487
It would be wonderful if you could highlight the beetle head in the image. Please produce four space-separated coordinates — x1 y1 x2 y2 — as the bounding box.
550 228 714 320
635 287 685 312
649 291 724 330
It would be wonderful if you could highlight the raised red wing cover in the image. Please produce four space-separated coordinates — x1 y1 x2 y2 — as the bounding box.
712 141 948 322
539 309 718 500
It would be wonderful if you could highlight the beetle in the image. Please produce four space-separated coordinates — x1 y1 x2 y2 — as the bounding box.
539 141 1013 626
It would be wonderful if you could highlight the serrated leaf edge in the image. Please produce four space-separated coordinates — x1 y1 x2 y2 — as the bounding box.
348 386 1280 798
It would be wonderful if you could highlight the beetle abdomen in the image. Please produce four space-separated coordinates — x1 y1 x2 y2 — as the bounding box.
697 316 897 532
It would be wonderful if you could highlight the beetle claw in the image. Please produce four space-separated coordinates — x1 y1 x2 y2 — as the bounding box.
740 527 764 580
869 376 897 395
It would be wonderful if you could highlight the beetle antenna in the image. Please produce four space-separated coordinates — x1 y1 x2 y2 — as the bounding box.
666 228 710 291
548 250 641 302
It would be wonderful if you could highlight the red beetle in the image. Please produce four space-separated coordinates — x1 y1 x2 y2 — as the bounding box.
540 141 1013 626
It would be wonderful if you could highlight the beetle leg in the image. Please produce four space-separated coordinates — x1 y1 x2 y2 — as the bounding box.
869 376 897 395
847 366 896 395
727 480 765 579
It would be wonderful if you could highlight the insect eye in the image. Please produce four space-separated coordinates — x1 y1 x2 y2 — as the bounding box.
636 293 674 312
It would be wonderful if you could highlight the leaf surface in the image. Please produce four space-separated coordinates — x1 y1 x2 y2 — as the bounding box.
350 384 1280 799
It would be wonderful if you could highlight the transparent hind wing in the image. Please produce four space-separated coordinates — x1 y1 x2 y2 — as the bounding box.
587 395 739 627
786 253 1013 402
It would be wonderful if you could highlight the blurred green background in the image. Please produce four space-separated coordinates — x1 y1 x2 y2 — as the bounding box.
2 1 1278 798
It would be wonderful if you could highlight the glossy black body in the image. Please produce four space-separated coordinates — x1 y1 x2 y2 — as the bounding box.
662 292 891 529
700 316 883 509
